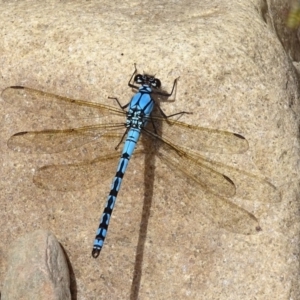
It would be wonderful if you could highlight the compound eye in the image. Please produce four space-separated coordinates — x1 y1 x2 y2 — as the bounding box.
152 79 161 88
134 74 143 84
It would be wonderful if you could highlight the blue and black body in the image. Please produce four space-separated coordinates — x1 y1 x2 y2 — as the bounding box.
3 64 269 261
92 65 181 258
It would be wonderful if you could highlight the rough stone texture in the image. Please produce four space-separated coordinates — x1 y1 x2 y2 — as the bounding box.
1 230 70 300
0 0 299 299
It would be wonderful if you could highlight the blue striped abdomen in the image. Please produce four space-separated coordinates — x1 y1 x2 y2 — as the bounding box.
92 128 141 255
92 85 154 258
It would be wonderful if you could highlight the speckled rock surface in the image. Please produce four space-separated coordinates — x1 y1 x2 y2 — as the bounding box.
1 230 70 300
0 0 299 299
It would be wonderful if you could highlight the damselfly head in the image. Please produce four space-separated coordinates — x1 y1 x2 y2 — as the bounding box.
134 74 161 89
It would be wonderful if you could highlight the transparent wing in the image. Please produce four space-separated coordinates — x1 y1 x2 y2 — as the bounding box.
185 184 261 235
33 152 121 191
152 116 249 154
151 130 279 234
32 129 145 190
34 149 145 191
198 159 281 203
3 86 248 155
153 138 261 234
2 86 125 120
8 126 126 154
153 135 236 198
151 131 279 203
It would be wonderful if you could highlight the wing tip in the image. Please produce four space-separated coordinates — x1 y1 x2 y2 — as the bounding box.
234 133 246 140
9 86 25 89
12 131 28 137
